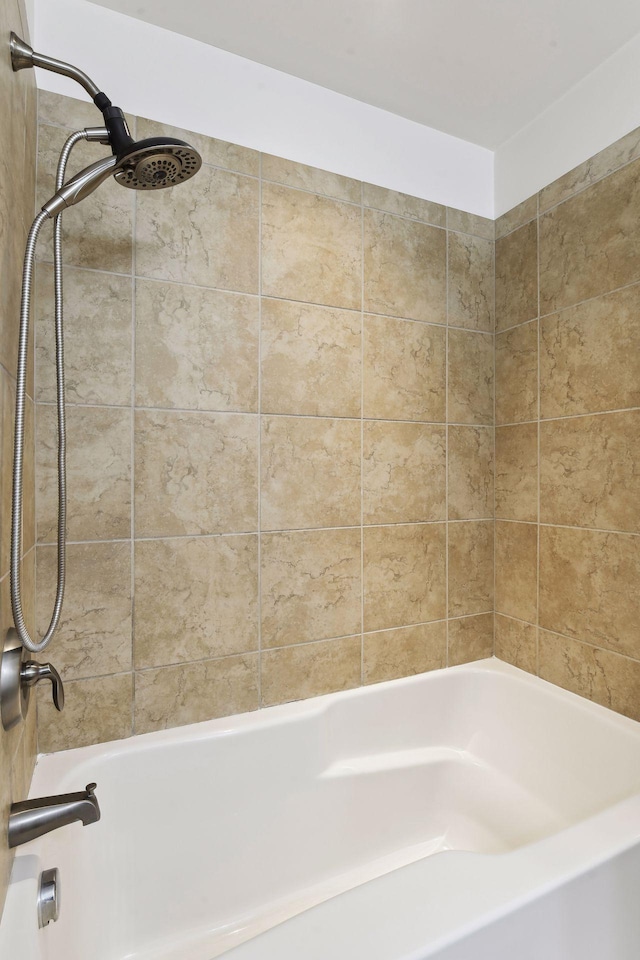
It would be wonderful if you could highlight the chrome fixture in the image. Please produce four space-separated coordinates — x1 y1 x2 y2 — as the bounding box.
6 33 202 662
9 783 100 848
38 868 61 928
0 629 64 731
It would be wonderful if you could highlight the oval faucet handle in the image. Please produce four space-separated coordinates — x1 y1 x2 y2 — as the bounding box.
21 661 65 711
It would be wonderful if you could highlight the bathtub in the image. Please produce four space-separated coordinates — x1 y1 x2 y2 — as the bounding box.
2 658 640 960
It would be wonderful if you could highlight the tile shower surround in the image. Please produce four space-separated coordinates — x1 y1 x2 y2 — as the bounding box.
494 134 640 722
34 91 496 751
31 90 640 754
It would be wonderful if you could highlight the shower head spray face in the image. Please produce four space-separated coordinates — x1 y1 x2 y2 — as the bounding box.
114 137 202 190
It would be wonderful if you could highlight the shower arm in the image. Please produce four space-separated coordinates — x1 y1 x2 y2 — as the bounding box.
10 32 135 158
10 31 101 99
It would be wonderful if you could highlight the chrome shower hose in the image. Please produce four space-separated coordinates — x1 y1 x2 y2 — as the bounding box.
11 130 88 653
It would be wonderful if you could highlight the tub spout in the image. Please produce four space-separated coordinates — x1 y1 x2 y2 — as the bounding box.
8 783 100 848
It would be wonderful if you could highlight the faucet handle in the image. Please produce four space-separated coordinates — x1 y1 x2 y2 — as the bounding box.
21 661 65 711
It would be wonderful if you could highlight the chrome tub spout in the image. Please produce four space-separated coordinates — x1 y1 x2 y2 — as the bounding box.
8 783 100 848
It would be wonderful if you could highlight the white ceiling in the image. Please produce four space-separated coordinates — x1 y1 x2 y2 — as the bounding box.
88 0 640 149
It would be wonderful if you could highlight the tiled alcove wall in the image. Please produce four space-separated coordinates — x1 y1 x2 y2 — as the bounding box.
35 91 495 751
0 0 37 916
494 129 640 720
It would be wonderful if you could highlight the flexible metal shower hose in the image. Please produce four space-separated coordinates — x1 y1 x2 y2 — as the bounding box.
11 129 88 653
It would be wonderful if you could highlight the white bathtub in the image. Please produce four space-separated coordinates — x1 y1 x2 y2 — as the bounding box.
2 658 640 960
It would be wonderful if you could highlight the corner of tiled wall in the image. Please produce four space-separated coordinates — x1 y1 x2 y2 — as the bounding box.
494 128 640 721
32 91 496 753
0 0 38 921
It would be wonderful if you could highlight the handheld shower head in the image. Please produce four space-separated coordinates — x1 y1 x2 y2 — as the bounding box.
113 137 202 190
41 136 202 218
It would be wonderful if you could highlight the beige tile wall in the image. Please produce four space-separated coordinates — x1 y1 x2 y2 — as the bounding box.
0 0 37 921
494 132 640 721
34 92 495 752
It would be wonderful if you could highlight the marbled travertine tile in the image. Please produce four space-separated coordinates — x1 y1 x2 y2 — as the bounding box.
261 416 360 530
446 208 495 240
135 655 259 734
262 183 361 309
134 535 258 668
540 285 640 418
495 195 537 240
540 412 640 532
448 425 494 520
363 421 446 524
539 126 640 213
494 614 537 674
363 621 446 684
447 232 495 332
539 526 640 659
262 154 361 203
448 329 494 425
261 299 360 417
261 528 361 647
261 636 361 706
135 279 259 413
38 673 133 752
363 315 445 422
137 116 260 176
37 123 133 274
539 629 640 722
495 320 538 424
36 263 132 405
495 521 537 623
37 405 131 542
539 159 640 315
363 183 445 226
37 541 131 680
448 521 494 617
363 209 446 323
448 613 494 666
135 410 258 537
495 423 538 522
364 523 446 631
495 221 538 331
136 164 259 292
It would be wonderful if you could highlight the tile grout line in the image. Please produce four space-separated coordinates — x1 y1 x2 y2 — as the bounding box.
257 153 263 709
130 154 137 737
60 610 499 685
360 180 365 686
35 399 495 426
495 611 640 668
535 192 541 678
32 256 495 333
538 149 640 218
33 99 41 754
445 221 450 667
497 275 640 335
35 518 497 547
495 141 640 245
492 215 497 660
38 394 640 429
